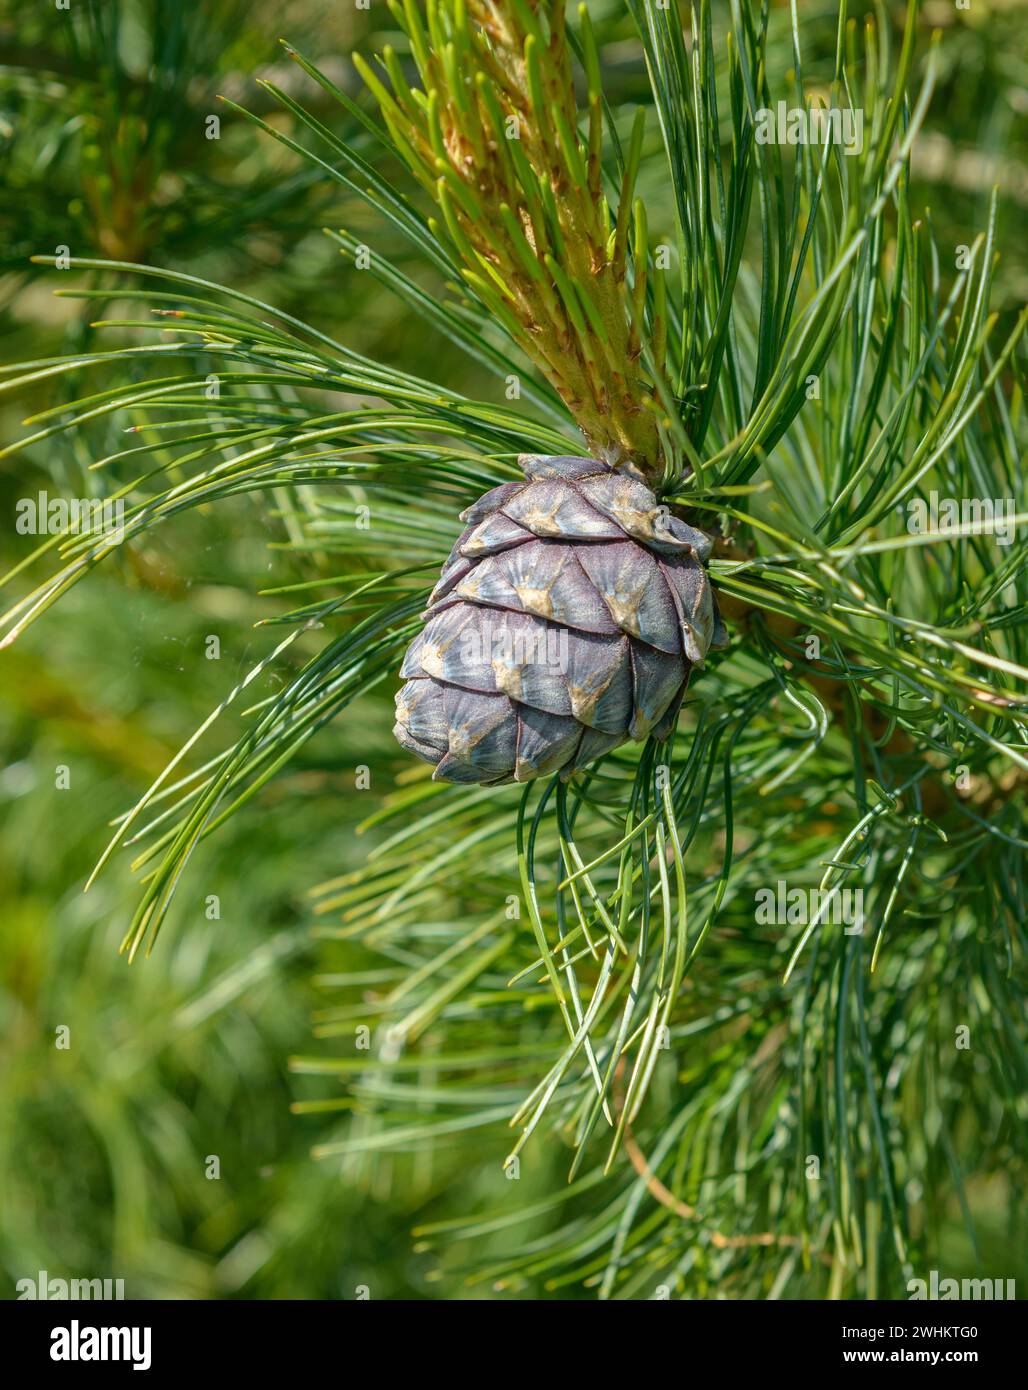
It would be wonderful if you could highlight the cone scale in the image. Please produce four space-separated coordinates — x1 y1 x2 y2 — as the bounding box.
394 454 726 784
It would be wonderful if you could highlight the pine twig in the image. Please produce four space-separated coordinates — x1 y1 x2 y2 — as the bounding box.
358 0 666 475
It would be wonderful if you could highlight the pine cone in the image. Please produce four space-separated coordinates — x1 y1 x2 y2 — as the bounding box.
394 454 727 784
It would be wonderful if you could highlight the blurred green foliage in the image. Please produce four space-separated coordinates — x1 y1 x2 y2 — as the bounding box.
0 0 437 1301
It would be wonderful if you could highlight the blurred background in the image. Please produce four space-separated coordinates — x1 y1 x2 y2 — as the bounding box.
1 0 1026 1299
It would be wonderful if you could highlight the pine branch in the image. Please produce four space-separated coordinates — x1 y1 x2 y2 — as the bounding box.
3 0 1026 1300
356 0 666 474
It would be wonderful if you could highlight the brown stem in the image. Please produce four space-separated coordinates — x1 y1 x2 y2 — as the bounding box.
611 1058 821 1256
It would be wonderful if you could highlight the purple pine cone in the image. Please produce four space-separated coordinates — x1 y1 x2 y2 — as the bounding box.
394 453 727 784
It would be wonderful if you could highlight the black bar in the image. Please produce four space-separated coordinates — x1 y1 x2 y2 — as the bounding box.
2 1295 1020 1373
